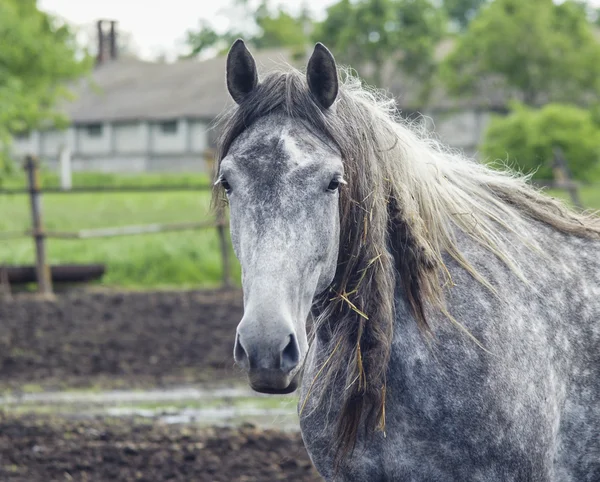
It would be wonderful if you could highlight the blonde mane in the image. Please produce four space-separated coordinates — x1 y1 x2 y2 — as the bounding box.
339 70 600 287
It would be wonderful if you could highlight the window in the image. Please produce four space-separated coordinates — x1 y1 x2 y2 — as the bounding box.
14 131 30 140
85 123 103 137
159 120 178 135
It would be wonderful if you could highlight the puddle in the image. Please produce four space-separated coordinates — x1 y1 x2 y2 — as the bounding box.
0 385 300 431
0 386 255 405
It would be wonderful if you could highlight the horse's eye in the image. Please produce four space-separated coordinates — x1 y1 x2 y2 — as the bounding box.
327 179 340 192
220 178 232 193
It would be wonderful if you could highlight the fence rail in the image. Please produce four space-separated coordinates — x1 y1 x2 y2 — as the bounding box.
1 220 226 241
0 185 213 195
1 155 231 296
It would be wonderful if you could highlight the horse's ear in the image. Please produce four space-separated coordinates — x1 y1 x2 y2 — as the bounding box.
306 43 338 109
226 39 258 104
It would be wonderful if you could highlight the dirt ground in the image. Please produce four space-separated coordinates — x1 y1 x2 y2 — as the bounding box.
0 289 326 481
0 414 321 481
0 289 244 390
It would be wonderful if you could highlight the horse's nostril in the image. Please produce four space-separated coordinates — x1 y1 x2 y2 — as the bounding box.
234 334 250 369
235 329 299 373
281 334 300 371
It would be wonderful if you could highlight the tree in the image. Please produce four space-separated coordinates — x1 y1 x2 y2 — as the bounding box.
185 20 234 58
593 6 600 26
314 0 446 88
570 1 600 25
442 0 488 30
185 1 309 58
481 102 600 181
0 0 91 174
254 3 310 52
441 0 600 106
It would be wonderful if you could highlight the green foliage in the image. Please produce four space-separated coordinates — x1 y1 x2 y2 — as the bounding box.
441 0 600 106
0 0 91 178
0 172 239 288
314 0 446 88
186 0 446 92
185 1 309 58
481 103 600 181
571 1 600 26
185 20 228 58
253 4 310 53
442 0 488 30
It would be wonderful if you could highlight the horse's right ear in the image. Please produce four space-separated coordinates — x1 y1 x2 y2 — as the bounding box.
226 39 258 104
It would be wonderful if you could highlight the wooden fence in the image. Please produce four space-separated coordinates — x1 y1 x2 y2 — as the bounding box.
0 155 231 296
0 149 583 296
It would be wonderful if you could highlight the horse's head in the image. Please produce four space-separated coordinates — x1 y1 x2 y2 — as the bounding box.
218 40 342 394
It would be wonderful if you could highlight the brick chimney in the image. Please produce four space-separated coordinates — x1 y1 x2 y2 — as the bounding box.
96 19 118 66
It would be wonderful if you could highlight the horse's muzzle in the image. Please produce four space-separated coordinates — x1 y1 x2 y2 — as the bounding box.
234 330 302 394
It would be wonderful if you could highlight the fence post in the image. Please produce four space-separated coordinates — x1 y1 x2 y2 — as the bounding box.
0 266 11 300
24 155 53 296
59 144 72 191
552 147 582 209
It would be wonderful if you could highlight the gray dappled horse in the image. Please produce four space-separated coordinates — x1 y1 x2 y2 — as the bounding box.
214 39 600 481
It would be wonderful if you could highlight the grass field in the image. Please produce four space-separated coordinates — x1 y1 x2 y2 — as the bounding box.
0 172 240 288
549 185 600 210
1 171 599 289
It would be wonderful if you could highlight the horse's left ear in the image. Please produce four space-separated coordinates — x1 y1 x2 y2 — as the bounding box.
226 39 258 104
307 43 338 109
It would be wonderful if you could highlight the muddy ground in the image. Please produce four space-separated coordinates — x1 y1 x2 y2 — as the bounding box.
0 414 320 481
0 289 325 481
0 289 244 390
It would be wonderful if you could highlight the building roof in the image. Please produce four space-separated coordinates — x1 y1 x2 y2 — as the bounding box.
65 42 512 125
66 49 302 124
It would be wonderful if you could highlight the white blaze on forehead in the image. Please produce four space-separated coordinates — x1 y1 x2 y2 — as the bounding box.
280 127 319 167
223 115 342 178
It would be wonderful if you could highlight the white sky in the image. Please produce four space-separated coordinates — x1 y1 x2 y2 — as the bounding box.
38 0 337 60
39 0 600 61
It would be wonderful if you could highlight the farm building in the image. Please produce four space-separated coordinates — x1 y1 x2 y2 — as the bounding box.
10 24 503 174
